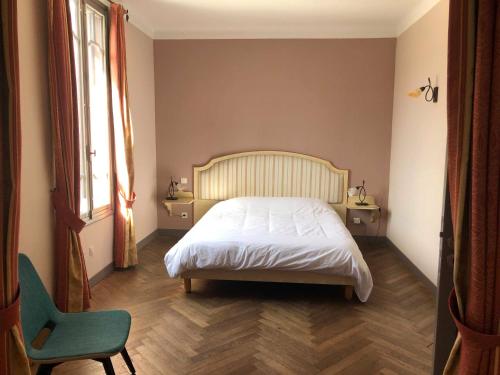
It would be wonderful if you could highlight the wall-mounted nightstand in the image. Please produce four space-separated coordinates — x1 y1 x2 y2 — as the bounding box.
347 195 381 223
161 191 194 217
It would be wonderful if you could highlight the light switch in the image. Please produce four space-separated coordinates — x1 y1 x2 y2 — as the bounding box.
180 177 188 184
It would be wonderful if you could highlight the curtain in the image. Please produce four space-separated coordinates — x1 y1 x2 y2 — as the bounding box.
110 4 137 269
445 1 500 374
0 0 30 374
48 0 90 312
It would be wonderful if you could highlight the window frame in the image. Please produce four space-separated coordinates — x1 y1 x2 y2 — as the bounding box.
73 0 114 223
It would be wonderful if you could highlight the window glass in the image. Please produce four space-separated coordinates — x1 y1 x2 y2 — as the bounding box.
85 5 111 211
70 0 91 216
69 0 112 219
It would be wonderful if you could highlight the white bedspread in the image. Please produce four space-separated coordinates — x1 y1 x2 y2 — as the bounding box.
164 197 373 301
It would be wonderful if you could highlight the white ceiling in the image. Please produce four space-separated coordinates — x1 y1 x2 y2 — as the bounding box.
120 0 440 39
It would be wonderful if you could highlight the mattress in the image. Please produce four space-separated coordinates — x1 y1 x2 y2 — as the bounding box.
164 197 373 301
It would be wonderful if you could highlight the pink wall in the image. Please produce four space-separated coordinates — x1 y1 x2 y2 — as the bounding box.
154 39 396 235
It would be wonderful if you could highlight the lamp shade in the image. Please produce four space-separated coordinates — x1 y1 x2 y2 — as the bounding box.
408 88 423 98
347 187 359 197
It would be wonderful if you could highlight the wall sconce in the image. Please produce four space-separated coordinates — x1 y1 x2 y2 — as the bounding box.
408 77 439 103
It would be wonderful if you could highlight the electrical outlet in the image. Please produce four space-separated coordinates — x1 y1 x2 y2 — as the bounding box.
181 212 188 219
353 217 361 225
88 246 94 256
180 177 188 185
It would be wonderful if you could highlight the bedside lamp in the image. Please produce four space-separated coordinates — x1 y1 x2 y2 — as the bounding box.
355 180 368 206
166 176 178 201
348 180 369 206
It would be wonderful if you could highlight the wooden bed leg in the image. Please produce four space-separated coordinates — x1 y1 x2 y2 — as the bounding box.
344 285 354 301
183 278 191 293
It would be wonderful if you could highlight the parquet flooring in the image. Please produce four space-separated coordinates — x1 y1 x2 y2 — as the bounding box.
52 236 436 375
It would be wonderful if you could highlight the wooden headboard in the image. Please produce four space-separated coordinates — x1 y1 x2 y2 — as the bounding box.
193 151 349 223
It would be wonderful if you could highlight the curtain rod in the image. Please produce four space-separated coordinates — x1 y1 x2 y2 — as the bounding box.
98 0 129 20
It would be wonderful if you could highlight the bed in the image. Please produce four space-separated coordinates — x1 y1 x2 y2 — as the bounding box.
164 151 373 301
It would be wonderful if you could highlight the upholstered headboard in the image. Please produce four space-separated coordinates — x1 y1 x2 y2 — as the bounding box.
193 151 349 223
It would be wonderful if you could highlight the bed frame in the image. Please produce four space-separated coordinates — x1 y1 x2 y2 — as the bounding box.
181 150 355 300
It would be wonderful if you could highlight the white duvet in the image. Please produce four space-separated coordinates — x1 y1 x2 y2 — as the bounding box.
164 197 373 301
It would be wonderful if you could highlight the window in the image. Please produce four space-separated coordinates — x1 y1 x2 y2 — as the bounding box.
70 0 112 220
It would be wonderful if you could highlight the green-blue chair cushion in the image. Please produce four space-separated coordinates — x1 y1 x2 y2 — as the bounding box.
26 310 131 361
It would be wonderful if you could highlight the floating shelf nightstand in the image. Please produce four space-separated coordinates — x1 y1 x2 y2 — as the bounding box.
346 195 381 223
162 191 194 217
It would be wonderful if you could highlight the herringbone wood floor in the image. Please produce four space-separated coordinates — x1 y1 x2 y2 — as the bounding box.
52 236 436 375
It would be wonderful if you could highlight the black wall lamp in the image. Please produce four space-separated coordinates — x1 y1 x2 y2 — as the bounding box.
408 77 439 103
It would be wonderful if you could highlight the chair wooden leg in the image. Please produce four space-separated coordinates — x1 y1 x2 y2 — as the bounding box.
36 363 60 375
183 277 191 293
101 358 116 375
121 348 136 374
344 285 354 301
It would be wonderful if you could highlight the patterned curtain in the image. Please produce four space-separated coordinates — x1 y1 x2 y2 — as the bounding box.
0 0 30 373
445 1 500 374
110 4 137 269
48 0 90 312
